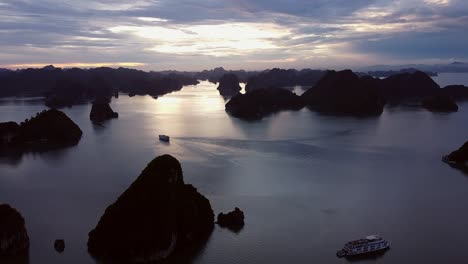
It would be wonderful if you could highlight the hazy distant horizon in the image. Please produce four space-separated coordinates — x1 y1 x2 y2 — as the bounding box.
1 0 468 71
1 61 467 73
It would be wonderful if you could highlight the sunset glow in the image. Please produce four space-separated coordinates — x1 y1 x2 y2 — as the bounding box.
1 62 146 69
0 0 467 70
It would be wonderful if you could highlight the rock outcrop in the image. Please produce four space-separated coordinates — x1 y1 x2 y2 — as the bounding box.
217 74 242 97
0 109 82 150
217 207 245 231
90 103 118 123
88 154 214 263
0 204 29 256
301 70 385 115
422 95 458 112
225 88 304 120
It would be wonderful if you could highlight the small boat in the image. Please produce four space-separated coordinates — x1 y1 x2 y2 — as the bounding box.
336 235 389 258
159 135 170 142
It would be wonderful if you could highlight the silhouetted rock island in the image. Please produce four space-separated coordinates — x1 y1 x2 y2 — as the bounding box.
87 154 214 263
225 88 303 120
0 109 82 150
54 239 65 253
379 70 440 102
422 95 458 112
217 207 245 231
301 70 385 115
0 204 29 256
90 102 118 123
217 74 242 97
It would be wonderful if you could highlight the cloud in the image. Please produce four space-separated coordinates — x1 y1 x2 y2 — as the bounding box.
0 0 467 70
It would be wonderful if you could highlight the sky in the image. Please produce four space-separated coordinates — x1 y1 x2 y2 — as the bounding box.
0 0 467 71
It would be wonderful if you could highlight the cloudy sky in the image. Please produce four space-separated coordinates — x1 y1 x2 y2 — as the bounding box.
0 0 467 70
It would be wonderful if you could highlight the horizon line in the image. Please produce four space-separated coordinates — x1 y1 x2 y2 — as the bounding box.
1 61 466 72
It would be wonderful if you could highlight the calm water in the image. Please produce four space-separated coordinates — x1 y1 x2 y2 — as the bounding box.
1 73 468 264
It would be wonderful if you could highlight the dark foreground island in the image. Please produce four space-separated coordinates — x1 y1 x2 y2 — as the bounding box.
0 204 29 256
88 154 214 263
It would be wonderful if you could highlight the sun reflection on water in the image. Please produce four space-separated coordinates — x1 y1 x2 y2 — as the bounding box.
116 81 249 140
151 81 227 114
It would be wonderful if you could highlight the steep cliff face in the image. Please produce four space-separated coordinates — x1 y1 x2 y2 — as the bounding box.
0 204 29 256
88 154 214 263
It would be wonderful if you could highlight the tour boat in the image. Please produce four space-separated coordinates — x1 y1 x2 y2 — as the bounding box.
159 135 170 142
336 235 389 257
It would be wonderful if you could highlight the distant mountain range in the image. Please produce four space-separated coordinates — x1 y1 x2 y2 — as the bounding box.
0 65 200 107
1 63 466 109
358 62 468 73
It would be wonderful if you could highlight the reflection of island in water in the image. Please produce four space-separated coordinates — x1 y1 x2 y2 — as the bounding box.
0 109 82 165
0 146 75 167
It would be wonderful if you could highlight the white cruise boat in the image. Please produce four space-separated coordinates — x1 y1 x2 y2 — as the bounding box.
336 235 389 257
159 135 170 142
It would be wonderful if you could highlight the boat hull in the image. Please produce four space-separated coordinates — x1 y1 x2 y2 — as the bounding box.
346 245 389 256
